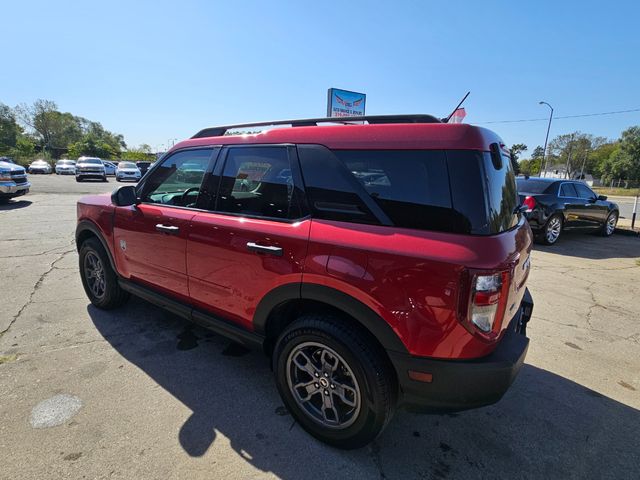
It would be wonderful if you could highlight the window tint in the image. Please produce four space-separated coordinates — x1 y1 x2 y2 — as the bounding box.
333 149 453 231
297 145 381 225
516 178 554 194
141 148 212 207
446 150 488 234
215 147 300 219
560 183 578 197
482 152 519 233
574 183 595 200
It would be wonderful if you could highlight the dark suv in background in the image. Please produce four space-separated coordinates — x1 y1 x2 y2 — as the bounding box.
76 115 534 448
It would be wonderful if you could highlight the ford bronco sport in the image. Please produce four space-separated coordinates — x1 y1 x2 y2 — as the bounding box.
76 114 534 449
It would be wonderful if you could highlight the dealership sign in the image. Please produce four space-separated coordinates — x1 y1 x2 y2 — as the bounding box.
327 88 366 117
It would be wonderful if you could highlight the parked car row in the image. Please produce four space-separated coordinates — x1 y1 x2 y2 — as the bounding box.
14 158 151 183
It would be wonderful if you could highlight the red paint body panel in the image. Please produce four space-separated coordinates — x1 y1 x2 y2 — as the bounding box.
173 123 501 152
187 212 310 330
113 204 196 301
77 194 117 257
303 218 532 359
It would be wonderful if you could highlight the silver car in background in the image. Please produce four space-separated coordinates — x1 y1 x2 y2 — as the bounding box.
103 161 117 176
75 157 107 182
55 159 76 175
28 159 52 174
115 161 142 182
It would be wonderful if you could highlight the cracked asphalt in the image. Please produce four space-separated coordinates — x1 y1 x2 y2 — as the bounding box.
1 175 639 479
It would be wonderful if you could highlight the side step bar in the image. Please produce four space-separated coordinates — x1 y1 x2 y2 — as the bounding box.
118 278 265 350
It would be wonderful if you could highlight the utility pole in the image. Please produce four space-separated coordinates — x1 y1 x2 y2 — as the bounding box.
579 148 589 180
539 101 554 177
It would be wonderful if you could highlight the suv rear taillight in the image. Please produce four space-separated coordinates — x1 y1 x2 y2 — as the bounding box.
523 196 536 211
460 270 511 341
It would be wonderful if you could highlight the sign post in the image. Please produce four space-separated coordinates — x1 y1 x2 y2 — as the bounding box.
327 88 366 118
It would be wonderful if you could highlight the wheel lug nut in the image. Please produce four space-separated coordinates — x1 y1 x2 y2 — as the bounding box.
314 372 319 377
314 383 319 388
324 390 329 395
324 372 329 377
330 384 335 389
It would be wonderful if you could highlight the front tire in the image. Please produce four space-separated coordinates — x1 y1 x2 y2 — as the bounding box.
79 237 129 309
601 211 618 237
273 314 397 449
76 176 82 182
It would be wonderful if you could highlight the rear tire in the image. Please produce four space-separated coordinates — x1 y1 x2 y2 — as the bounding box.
273 314 397 449
539 213 563 245
79 237 129 309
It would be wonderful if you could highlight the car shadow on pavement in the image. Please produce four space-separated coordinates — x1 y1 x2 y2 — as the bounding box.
533 230 639 260
0 199 32 210
88 298 640 479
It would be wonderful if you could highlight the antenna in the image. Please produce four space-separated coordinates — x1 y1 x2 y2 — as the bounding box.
444 91 470 123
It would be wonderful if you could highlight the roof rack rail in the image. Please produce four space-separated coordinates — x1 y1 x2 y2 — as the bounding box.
191 114 442 139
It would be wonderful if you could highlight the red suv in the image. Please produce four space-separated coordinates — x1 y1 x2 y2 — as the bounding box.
76 115 534 449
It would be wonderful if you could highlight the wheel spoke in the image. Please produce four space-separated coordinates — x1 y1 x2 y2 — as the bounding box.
293 380 320 402
321 390 339 424
321 349 338 373
292 350 318 377
331 379 358 407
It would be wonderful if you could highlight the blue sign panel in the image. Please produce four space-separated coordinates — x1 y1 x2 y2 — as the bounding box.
327 88 366 117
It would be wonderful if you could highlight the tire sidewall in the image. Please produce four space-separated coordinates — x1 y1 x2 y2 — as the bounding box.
78 238 122 309
603 212 617 236
273 321 389 448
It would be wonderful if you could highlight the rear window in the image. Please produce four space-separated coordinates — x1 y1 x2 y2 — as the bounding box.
297 146 519 235
516 178 554 194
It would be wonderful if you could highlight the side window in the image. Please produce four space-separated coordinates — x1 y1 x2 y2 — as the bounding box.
141 149 212 207
215 147 301 219
334 149 453 231
574 183 595 200
560 183 578 197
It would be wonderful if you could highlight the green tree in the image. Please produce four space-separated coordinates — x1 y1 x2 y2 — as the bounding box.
121 144 153 161
509 143 527 175
0 103 20 153
601 126 640 183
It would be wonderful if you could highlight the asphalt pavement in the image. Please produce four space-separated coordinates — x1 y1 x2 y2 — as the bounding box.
1 174 639 479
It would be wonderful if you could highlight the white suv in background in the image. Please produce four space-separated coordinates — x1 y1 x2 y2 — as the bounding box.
75 157 107 182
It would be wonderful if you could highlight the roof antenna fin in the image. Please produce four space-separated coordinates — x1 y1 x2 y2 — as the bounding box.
443 91 470 123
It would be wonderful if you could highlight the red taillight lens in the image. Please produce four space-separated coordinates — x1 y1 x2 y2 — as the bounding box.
461 270 511 340
523 196 536 211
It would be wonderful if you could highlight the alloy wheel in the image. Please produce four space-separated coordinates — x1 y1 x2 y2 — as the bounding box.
84 251 106 299
606 213 617 235
286 342 361 429
546 217 562 243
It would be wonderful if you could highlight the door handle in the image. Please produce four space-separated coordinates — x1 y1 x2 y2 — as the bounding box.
155 223 180 235
246 242 283 256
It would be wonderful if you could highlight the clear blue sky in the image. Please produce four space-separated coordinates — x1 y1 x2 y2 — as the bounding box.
3 0 639 154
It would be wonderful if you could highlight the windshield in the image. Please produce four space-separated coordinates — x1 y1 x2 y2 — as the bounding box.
81 159 103 165
516 178 554 194
57 160 74 165
119 162 136 168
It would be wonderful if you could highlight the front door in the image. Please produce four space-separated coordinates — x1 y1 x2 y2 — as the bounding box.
113 147 216 301
186 145 310 330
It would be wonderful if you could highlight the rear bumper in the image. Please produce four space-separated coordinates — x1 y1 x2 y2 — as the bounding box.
389 289 533 413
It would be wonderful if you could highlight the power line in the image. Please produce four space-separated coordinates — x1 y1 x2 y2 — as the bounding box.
475 108 640 125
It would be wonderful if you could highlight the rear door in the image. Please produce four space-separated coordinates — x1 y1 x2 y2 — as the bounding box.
186 145 310 330
113 148 216 301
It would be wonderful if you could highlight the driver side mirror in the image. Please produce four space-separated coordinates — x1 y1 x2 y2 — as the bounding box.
597 194 607 201
111 185 139 206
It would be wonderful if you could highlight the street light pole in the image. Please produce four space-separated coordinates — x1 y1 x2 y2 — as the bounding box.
539 101 554 177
